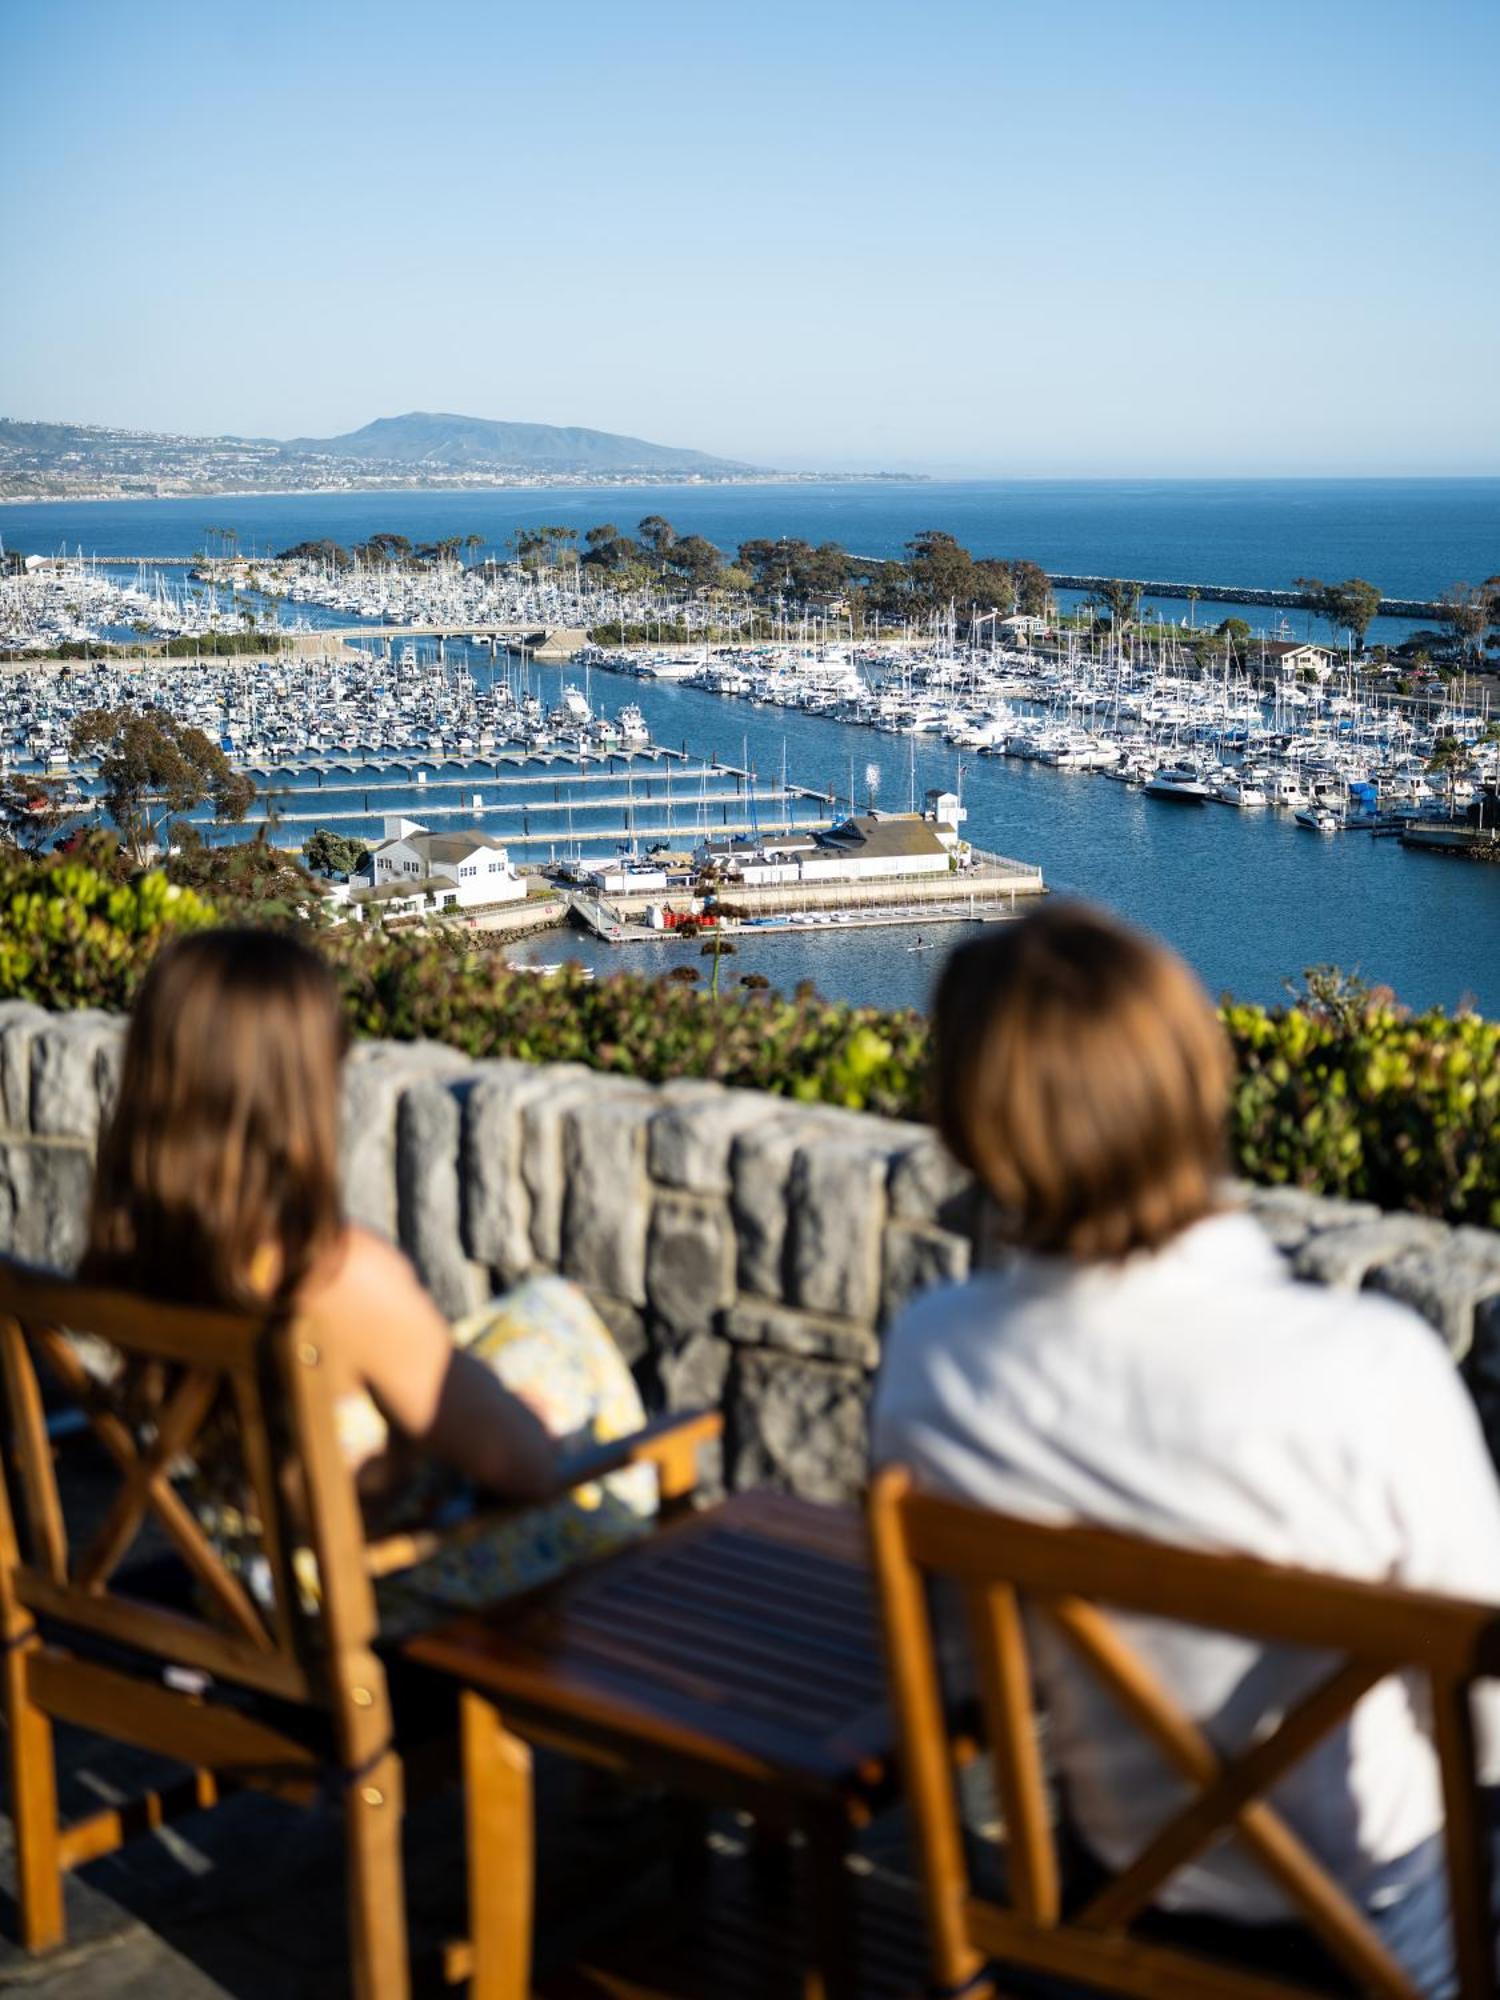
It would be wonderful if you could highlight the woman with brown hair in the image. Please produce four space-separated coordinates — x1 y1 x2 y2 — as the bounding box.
83 926 654 1622
872 901 1500 1992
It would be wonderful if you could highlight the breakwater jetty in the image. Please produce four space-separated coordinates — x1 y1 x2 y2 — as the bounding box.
1044 574 1446 620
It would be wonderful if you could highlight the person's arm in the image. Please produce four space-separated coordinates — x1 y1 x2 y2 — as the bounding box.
1378 1315 1500 1776
1384 1322 1500 1600
312 1231 557 1502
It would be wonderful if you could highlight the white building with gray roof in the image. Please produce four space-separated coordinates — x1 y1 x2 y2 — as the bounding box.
366 816 526 911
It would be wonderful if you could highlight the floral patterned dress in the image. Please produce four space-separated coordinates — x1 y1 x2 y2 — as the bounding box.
325 1275 656 1633
169 1276 656 1637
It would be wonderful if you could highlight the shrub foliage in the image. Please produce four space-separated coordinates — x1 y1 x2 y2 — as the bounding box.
2 850 1495 1225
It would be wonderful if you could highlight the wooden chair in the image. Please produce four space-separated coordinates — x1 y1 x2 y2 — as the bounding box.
870 1465 1500 2000
0 1257 719 2000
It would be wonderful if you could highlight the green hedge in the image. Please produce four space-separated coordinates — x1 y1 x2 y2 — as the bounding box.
1223 996 1500 1225
2 852 1496 1226
0 859 218 1006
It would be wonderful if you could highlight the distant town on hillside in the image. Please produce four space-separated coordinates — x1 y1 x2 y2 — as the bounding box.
0 412 919 501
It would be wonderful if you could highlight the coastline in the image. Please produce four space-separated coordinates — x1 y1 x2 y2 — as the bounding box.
0 471 928 506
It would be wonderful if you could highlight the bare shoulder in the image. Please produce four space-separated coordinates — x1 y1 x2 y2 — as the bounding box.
300 1227 431 1325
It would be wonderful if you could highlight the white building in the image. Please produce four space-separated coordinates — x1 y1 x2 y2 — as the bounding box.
1259 641 1339 681
365 816 526 911
583 862 670 897
695 792 967 888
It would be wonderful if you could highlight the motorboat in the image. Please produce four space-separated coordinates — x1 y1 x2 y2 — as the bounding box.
1143 762 1213 804
1294 806 1343 834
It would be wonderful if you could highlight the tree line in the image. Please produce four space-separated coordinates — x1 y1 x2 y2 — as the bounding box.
276 517 1059 621
267 523 1500 658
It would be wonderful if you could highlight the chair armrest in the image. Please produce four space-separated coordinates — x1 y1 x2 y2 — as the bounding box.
364 1409 722 1582
551 1408 722 1497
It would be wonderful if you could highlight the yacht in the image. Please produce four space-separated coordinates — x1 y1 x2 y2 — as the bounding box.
1213 775 1269 808
1144 762 1213 804
1294 806 1343 834
1269 771 1311 810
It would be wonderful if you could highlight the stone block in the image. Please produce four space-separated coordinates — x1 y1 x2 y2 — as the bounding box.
641 1328 728 1495
0 1002 48 1131
1292 1214 1452 1291
646 1193 735 1337
649 1083 783 1194
461 1059 581 1282
397 1079 487 1321
723 1298 880 1369
29 1013 124 1143
1238 1183 1381 1256
517 1067 601 1266
1366 1236 1500 1359
730 1115 810 1300
881 1222 971 1325
0 1141 94 1273
587 1293 650 1368
887 1130 976 1231
560 1088 656 1304
786 1134 888 1323
654 1327 733 1411
340 1039 471 1239
729 1348 871 1502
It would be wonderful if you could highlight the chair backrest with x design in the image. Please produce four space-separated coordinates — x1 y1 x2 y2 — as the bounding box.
0 1256 421 1996
870 1465 1500 2000
0 1258 381 1709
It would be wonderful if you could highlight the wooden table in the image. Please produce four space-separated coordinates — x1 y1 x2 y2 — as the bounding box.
404 1491 897 2000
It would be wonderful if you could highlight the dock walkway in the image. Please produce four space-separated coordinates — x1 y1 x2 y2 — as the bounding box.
570 858 1046 941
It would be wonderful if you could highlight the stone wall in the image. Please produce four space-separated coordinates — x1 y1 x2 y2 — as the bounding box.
5 1000 1500 1495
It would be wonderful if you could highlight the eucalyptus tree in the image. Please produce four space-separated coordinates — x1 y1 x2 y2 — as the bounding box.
69 706 256 865
1440 582 1493 660
1294 575 1382 650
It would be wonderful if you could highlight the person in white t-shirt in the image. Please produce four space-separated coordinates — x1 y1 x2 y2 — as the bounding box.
871 901 1500 1994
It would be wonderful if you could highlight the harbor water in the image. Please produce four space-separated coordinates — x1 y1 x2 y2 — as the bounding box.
497 669 1500 1016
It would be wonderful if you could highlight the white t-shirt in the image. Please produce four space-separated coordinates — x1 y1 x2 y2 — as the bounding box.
871 1209 1500 1921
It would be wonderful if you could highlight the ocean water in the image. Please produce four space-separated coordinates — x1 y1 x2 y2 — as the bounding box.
5 476 1497 615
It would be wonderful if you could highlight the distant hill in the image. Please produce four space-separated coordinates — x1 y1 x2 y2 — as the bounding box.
285 411 755 476
0 411 772 500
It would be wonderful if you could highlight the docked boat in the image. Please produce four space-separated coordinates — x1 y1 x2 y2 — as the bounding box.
1144 762 1213 804
1213 775 1269 809
1295 806 1343 835
1270 772 1311 810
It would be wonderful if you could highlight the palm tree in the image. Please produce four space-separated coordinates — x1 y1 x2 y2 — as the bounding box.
1427 734 1469 818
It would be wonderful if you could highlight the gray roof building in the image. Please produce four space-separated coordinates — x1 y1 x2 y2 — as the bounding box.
813 814 949 862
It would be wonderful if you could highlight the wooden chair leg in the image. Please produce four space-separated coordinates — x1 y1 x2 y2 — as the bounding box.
5 1641 64 1952
462 1689 534 2000
802 1808 859 2000
345 1748 410 2000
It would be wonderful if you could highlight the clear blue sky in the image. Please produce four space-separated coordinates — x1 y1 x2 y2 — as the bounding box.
3 0 1497 475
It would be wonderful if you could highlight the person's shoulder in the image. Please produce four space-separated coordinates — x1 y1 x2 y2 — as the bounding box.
1283 1265 1455 1401
302 1226 426 1317
884 1270 1015 1366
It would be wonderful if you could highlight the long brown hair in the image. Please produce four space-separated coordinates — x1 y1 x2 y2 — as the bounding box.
932 902 1231 1262
84 928 347 1310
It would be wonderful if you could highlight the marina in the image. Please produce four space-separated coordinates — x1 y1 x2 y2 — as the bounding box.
3 483 1497 1013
